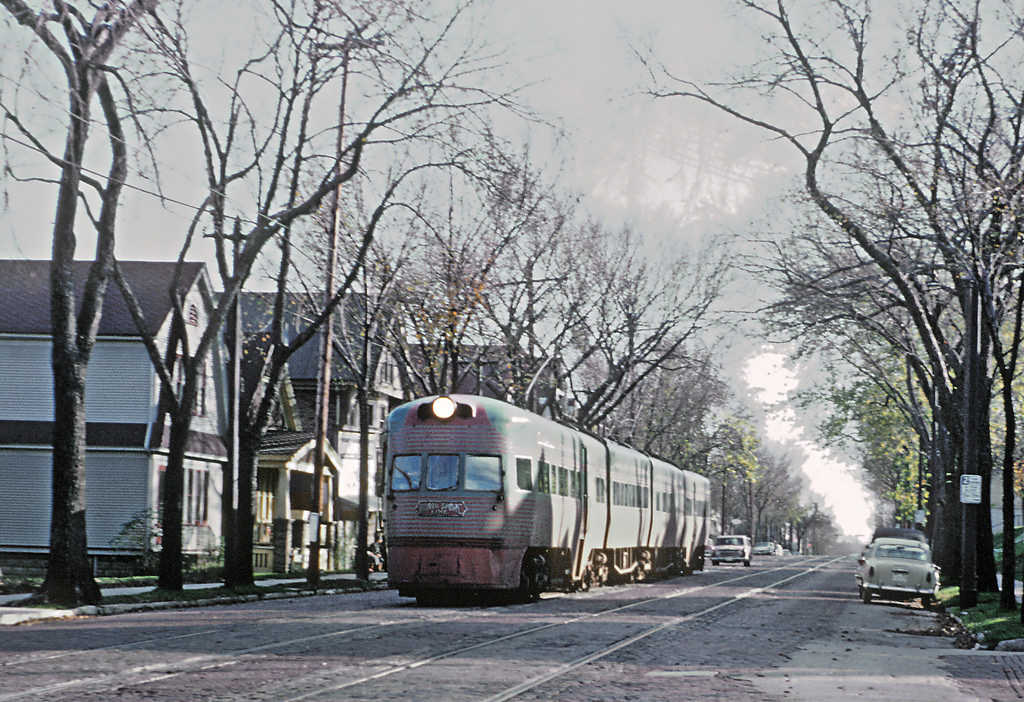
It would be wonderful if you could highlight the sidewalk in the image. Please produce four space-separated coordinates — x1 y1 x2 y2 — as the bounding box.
0 572 388 626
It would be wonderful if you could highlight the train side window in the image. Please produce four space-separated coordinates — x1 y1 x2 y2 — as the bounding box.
465 455 501 491
516 457 533 490
558 467 568 496
538 460 550 493
595 477 606 503
391 455 422 491
426 454 459 491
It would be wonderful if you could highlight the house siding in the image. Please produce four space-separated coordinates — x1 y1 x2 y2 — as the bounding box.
0 449 50 547
86 341 156 423
0 260 230 573
0 338 52 421
0 337 154 424
87 451 151 551
0 448 149 552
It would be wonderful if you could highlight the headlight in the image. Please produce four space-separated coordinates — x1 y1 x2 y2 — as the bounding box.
431 396 457 419
416 396 474 421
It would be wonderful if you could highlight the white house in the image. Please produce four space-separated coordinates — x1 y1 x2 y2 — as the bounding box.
0 260 228 575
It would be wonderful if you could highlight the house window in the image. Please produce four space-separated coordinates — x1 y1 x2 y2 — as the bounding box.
193 361 208 417
185 467 209 525
174 354 185 398
158 464 208 526
256 468 275 543
157 464 166 524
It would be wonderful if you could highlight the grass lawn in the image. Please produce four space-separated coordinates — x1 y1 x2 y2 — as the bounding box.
938 586 1024 648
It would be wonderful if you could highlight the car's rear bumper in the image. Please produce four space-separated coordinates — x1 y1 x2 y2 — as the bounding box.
863 583 937 599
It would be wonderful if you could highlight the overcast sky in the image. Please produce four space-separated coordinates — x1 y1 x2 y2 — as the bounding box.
0 0 875 536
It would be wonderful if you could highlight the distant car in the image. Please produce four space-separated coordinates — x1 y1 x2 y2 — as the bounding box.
711 534 752 566
870 526 928 544
855 537 940 608
753 542 776 556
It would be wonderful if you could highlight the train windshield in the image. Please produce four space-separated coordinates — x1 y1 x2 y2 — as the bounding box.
427 454 459 490
464 455 501 491
392 453 502 491
391 455 422 491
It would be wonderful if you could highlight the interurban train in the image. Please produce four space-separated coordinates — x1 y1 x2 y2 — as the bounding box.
383 394 712 603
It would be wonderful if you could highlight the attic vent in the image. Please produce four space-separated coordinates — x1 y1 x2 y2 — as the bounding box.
187 304 199 326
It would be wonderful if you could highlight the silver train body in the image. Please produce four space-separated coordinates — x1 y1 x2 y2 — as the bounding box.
384 395 711 602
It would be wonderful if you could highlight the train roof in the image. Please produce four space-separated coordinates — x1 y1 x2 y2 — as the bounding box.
391 394 708 483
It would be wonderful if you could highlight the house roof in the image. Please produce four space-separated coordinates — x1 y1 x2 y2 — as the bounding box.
239 291 388 384
260 430 317 455
0 260 206 336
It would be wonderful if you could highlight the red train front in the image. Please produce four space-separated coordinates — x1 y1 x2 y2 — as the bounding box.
384 395 537 601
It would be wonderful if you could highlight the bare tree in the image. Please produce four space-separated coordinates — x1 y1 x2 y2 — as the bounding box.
391 156 525 397
115 0 514 589
1 0 159 606
557 225 730 431
645 0 1024 595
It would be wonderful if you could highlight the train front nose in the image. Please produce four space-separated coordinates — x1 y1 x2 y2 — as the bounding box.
389 543 521 590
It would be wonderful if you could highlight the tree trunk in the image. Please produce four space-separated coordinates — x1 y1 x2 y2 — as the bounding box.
40 74 102 607
977 404 998 593
157 406 193 591
230 422 261 588
42 354 101 605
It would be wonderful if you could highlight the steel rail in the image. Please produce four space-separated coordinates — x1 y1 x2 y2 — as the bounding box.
279 557 839 701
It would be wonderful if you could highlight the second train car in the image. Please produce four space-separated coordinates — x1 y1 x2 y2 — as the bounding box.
383 394 711 603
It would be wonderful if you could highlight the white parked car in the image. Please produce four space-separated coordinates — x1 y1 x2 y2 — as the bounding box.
855 537 940 608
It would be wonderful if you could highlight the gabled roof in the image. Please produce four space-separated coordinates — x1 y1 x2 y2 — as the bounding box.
239 291 389 384
0 260 206 336
260 430 317 455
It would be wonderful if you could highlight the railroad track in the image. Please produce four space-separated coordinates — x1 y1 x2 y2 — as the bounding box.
0 556 841 701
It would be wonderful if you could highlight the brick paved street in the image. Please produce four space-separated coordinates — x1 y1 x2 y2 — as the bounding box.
1 557 1021 701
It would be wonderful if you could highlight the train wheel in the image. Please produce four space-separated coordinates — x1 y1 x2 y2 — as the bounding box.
590 552 609 588
577 566 593 592
518 553 548 602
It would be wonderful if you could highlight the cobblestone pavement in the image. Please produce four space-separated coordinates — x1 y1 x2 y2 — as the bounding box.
1 558 1023 700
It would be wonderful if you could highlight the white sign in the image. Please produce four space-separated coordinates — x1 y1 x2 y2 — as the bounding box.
960 474 982 504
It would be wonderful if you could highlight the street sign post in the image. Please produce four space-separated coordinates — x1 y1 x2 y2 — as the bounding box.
960 474 982 504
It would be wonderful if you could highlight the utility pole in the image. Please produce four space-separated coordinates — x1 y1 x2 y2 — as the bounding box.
960 280 980 608
223 223 242 586
309 44 353 590
309 31 378 588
